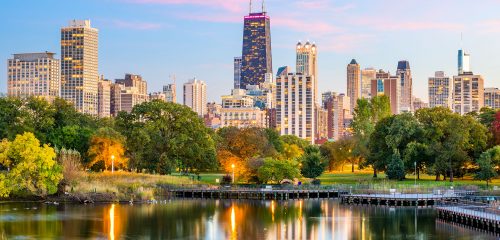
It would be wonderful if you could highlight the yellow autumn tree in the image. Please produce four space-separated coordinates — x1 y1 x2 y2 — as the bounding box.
88 127 127 171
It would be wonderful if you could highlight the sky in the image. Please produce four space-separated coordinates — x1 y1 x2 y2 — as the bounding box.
1 0 500 103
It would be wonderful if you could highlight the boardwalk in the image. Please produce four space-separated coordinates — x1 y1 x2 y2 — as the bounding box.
436 206 500 234
167 188 347 200
341 193 463 206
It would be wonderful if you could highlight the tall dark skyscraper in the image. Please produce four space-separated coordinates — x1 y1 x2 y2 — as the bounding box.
240 1 272 89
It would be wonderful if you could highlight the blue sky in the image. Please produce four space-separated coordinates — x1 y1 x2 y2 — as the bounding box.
1 0 500 102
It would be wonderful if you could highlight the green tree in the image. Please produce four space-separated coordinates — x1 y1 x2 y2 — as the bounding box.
386 152 405 180
300 149 326 180
474 150 498 186
0 132 63 197
257 158 301 184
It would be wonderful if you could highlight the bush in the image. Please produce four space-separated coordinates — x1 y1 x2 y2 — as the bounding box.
221 174 232 185
311 179 321 185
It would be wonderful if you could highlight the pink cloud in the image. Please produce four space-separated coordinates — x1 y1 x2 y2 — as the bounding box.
353 17 463 31
273 16 343 36
111 20 163 30
477 19 500 33
321 33 374 52
124 0 247 13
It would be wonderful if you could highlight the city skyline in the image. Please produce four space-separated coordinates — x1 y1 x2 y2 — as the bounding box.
2 0 500 103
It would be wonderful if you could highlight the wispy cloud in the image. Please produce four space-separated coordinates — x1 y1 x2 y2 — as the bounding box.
124 0 247 13
353 17 463 31
477 19 500 33
110 20 164 30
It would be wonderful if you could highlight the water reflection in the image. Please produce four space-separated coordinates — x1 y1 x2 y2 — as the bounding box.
0 200 497 239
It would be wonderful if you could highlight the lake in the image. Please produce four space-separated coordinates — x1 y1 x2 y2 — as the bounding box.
0 199 495 239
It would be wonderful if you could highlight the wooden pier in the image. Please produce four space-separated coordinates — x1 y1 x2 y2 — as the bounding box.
436 206 500 234
168 188 347 200
340 193 462 206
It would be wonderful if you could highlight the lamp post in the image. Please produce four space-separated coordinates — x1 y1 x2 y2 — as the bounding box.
414 161 417 186
111 155 115 173
231 164 235 184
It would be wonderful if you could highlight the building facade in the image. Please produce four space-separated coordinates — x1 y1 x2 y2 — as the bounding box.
110 83 122 116
484 88 500 109
453 72 484 115
162 83 176 103
97 76 111 118
361 68 376 99
115 74 148 113
458 49 471 75
240 11 272 89
220 107 267 129
428 71 452 109
396 60 413 112
276 73 315 143
323 92 350 141
371 70 400 115
183 78 207 116
61 20 99 115
347 59 360 113
221 89 254 108
296 41 318 103
234 57 242 89
7 52 60 101
149 92 166 101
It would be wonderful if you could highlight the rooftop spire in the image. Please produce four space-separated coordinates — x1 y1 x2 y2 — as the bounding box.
249 0 252 13
262 0 265 13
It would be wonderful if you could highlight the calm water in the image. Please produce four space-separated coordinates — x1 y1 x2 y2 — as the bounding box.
0 199 496 240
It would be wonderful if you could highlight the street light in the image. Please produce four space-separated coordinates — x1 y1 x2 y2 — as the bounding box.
414 161 417 186
111 155 115 173
231 164 235 184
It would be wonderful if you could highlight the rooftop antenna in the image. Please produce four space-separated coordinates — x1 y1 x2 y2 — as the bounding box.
262 0 265 13
249 0 252 13
460 32 463 49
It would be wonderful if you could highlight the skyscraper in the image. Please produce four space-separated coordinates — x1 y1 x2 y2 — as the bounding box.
428 71 452 109
484 88 500 109
115 74 148 113
347 59 360 113
163 83 176 103
276 73 315 143
453 72 484 115
183 78 207 117
323 92 350 141
61 20 99 115
371 70 400 115
396 60 413 112
240 3 272 89
458 49 471 75
296 41 318 103
7 52 60 102
97 76 111 118
361 68 376 99
234 57 242 89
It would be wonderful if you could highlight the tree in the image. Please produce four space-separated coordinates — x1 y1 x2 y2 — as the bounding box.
0 132 63 197
474 147 500 185
492 111 500 145
87 127 127 171
300 149 326 180
257 158 301 184
386 152 405 180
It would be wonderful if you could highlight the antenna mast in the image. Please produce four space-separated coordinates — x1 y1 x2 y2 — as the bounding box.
262 0 265 13
249 0 252 13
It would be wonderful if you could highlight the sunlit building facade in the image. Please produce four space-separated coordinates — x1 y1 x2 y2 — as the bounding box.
240 11 272 89
428 71 452 109
220 107 267 129
296 41 318 103
371 70 400 115
115 74 148 113
453 72 484 115
61 20 99 115
484 87 500 109
323 92 350 141
97 76 111 118
397 60 413 112
458 49 471 75
7 52 60 101
361 68 376 99
222 89 254 108
234 57 242 89
183 78 207 117
162 83 176 103
276 73 315 143
347 59 360 113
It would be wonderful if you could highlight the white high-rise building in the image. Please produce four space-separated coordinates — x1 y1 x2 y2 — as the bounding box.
234 57 242 89
276 73 316 144
347 59 360 113
397 60 413 112
61 20 99 115
453 72 484 115
296 42 317 103
183 78 207 116
7 52 60 102
428 71 452 109
458 49 471 75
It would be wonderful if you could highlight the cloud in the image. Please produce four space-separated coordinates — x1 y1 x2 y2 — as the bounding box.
353 17 463 31
273 16 343 36
110 20 164 30
321 33 374 52
124 0 247 13
477 19 500 33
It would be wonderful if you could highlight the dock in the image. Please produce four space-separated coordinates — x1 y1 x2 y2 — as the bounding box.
340 193 462 206
436 206 500 234
167 188 347 200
